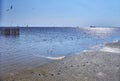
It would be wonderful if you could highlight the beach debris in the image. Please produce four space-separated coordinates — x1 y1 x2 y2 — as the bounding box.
116 64 119 67
50 74 54 76
39 69 47 76
38 74 41 76
65 66 67 68
70 65 73 67
31 71 34 74
26 69 35 74
97 72 106 77
58 70 61 72
82 64 86 66
57 73 60 75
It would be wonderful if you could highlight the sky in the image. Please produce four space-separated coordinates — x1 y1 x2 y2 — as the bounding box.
0 0 120 27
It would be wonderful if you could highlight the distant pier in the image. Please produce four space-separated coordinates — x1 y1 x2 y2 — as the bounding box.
0 27 20 36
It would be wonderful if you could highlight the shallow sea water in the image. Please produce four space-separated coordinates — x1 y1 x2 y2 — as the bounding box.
0 27 120 76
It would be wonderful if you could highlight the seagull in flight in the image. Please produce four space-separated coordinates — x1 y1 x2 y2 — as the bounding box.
10 5 13 9
6 5 13 11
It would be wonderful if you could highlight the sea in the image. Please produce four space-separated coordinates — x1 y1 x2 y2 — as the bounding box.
0 27 120 75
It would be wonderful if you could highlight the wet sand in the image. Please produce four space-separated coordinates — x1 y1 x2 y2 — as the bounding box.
1 40 120 81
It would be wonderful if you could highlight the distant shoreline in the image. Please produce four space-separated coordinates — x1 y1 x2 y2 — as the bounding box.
0 26 120 28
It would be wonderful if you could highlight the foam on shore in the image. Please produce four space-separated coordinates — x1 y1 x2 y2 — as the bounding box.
100 40 120 53
100 46 120 53
41 56 65 60
34 55 65 60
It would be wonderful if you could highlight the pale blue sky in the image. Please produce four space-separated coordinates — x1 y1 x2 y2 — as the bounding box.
0 0 120 27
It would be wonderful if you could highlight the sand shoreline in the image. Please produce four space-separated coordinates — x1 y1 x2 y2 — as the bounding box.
1 40 120 81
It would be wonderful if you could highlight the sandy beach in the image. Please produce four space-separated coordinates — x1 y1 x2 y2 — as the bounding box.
1 40 120 81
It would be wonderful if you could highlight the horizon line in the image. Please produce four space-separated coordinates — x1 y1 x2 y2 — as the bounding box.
0 26 120 28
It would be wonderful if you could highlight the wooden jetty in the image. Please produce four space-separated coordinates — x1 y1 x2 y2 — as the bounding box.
0 27 20 36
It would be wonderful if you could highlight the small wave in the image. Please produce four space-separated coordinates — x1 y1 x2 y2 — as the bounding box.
113 40 119 43
82 50 89 52
41 56 65 60
100 46 120 53
34 55 65 60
